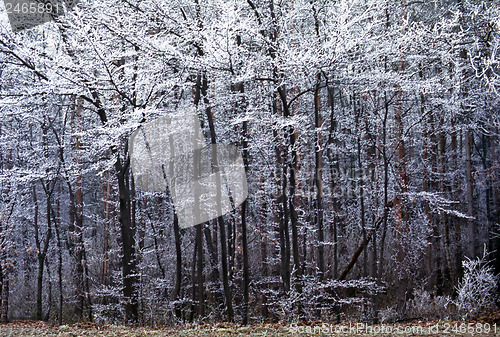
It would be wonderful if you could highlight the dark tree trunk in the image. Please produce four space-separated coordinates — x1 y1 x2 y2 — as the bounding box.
202 71 234 321
438 120 452 285
172 214 182 318
327 86 339 280
259 198 269 319
274 99 290 292
314 75 325 280
240 83 250 325
116 156 139 323
34 183 52 321
278 85 303 316
355 96 367 278
54 196 63 325
196 224 205 317
465 123 476 258
489 114 500 274
378 92 390 283
189 229 200 321
451 117 464 281
422 90 436 290
394 83 409 315
68 96 86 321
203 224 222 317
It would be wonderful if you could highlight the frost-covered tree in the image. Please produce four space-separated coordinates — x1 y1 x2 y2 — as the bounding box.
0 0 498 325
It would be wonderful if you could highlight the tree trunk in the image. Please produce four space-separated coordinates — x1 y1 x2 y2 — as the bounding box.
489 113 500 274
421 90 435 289
278 85 303 316
34 183 52 321
259 198 269 319
355 96 367 278
438 119 452 285
394 83 409 315
69 96 86 320
465 123 476 258
54 196 63 325
314 75 325 280
327 86 339 280
189 229 200 321
199 71 234 321
103 171 111 286
451 117 463 281
172 214 182 318
274 100 290 292
0 150 13 323
196 224 205 318
240 83 250 325
116 156 139 323
378 92 390 281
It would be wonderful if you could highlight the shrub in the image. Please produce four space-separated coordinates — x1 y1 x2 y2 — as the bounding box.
455 252 498 319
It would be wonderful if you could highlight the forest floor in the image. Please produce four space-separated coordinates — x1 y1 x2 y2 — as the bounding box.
0 314 499 337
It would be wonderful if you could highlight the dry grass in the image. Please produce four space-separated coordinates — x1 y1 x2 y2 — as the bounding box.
1 318 500 336
0 321 291 336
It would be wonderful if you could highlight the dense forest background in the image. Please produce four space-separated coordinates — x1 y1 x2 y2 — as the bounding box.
0 0 498 326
